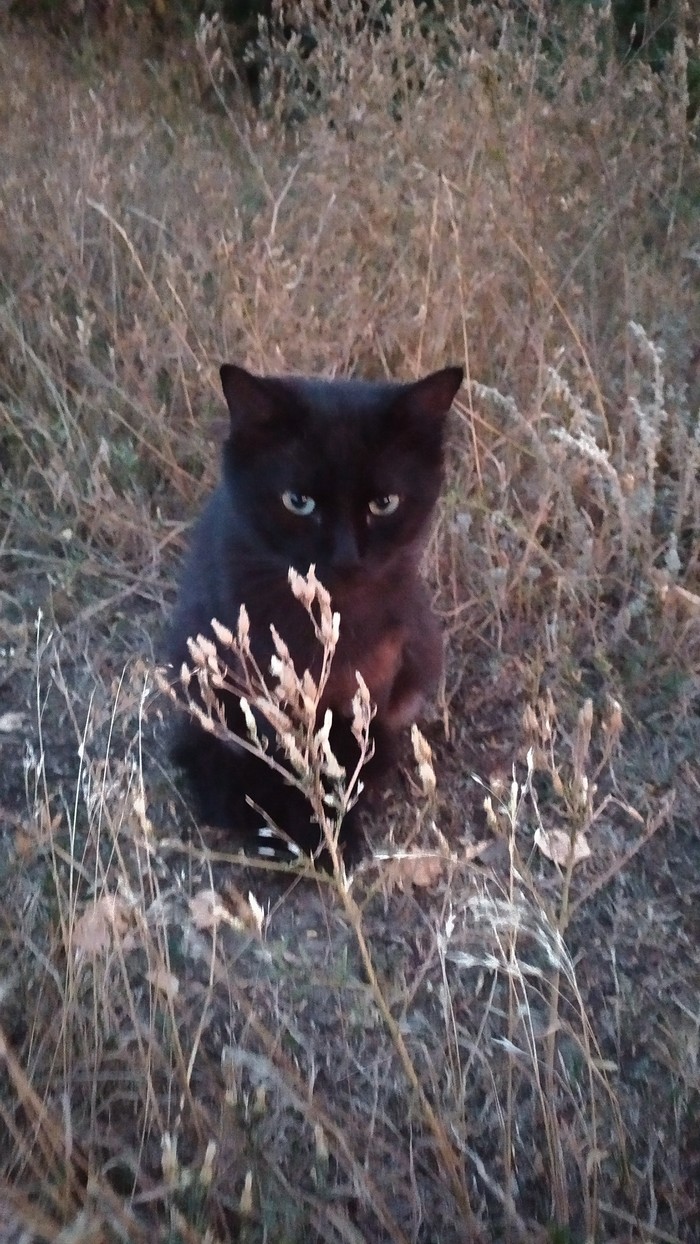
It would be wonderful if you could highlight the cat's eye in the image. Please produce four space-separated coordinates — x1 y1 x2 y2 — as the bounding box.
368 494 400 517
282 491 316 516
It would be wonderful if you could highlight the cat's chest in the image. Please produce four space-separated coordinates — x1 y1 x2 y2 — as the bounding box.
240 570 418 719
323 625 406 717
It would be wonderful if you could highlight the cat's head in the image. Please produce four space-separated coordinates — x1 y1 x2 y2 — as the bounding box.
219 363 463 586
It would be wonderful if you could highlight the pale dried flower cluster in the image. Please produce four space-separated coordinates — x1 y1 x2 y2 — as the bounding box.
161 566 374 856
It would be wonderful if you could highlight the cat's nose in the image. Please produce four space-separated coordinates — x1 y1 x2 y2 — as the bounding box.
331 528 361 573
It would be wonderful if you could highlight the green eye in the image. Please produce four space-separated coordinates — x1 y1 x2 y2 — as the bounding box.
282 491 316 516
368 494 400 517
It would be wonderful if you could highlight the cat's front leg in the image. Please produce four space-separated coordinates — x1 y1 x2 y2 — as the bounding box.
170 717 256 832
384 619 443 733
171 712 364 868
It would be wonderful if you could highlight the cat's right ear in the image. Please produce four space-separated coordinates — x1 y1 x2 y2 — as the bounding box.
403 366 464 419
220 364 279 428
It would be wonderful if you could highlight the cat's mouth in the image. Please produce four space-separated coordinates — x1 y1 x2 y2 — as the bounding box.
317 564 365 593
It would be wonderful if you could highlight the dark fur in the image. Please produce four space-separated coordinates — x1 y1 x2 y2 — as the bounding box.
169 362 463 861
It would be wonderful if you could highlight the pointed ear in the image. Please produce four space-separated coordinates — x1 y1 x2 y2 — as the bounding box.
220 364 280 427
401 366 464 419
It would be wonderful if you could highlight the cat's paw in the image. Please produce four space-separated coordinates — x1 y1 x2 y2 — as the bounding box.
251 822 363 873
253 825 303 861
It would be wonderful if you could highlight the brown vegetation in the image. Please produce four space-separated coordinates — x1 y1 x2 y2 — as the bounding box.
1 3 699 1241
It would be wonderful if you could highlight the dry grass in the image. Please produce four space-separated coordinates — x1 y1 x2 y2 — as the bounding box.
1 3 699 1241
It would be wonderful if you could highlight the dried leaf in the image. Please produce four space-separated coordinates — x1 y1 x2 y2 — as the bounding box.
0 711 25 733
72 906 111 958
386 853 444 891
148 968 180 1000
221 882 267 933
72 895 132 958
534 827 591 867
13 830 37 860
669 584 700 613
247 891 265 933
189 888 234 931
654 575 700 615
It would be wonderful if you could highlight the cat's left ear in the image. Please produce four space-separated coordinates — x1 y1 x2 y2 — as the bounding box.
403 366 464 418
220 364 279 427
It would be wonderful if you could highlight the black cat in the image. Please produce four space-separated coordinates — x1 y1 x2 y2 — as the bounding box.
169 362 463 863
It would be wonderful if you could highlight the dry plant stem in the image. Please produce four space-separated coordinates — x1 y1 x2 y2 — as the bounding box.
158 835 337 879
415 188 439 377
78 1176 156 1244
598 1199 686 1244
181 567 474 1223
543 964 576 1228
195 19 276 208
0 308 195 500
508 792 572 1229
570 790 676 919
338 887 478 1232
503 809 518 1235
219 972 413 1244
0 1023 87 1212
0 1074 73 1216
442 173 483 485
0 1178 151 1244
86 198 206 371
494 749 606 1232
531 729 599 1232
53 674 215 1155
159 670 298 786
0 1183 66 1243
506 231 610 447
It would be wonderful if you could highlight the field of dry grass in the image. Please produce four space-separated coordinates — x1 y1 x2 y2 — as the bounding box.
1 3 699 1241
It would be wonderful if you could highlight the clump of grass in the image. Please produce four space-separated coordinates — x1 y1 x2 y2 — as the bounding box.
2 582 639 1242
